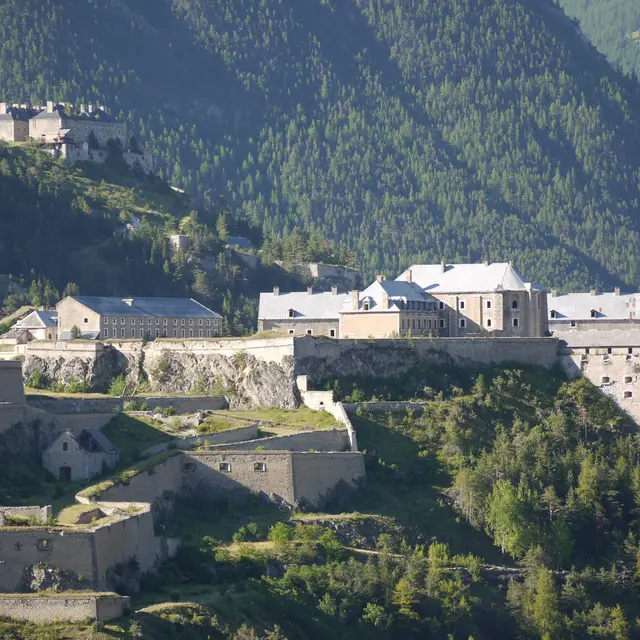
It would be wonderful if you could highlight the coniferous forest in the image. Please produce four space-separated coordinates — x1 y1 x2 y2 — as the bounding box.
3 0 640 288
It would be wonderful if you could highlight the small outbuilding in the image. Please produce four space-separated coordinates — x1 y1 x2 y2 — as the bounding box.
42 428 119 482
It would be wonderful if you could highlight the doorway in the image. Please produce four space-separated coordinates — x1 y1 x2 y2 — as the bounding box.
59 466 72 482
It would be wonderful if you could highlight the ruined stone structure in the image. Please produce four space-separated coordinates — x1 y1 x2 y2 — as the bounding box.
0 502 176 593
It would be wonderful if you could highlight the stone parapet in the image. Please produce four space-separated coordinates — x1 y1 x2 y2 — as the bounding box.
0 593 130 622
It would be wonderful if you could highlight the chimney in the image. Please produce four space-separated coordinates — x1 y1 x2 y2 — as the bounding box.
615 287 621 296
0 102 5 113
381 291 389 310
551 288 558 298
351 290 360 311
307 286 313 296
441 259 446 273
273 286 280 296
46 100 54 113
88 103 93 113
331 286 338 296
122 298 134 306
407 269 413 283
376 274 385 283
590 289 597 297
483 259 489 267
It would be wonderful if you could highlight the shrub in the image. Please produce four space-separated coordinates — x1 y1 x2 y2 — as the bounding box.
109 374 127 397
65 377 89 393
140 402 149 411
26 370 47 389
124 400 139 411
268 522 295 546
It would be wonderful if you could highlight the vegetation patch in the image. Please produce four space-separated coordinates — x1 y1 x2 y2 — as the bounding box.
102 414 174 464
222 407 339 430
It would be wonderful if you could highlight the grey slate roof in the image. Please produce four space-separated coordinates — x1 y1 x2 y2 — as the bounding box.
81 428 118 454
547 292 640 321
65 296 220 319
342 279 434 312
19 310 57 329
396 263 530 293
259 291 349 320
32 105 118 123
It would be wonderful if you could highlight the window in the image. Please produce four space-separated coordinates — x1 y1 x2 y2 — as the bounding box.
591 310 597 318
112 318 117 324
199 319 203 326
131 318 135 325
132 329 136 338
173 319 177 325
439 319 446 329
550 310 556 319
512 318 519 328
199 329 203 337
570 321 577 327
189 319 194 325
254 462 267 472
625 391 633 399
307 329 313 335
219 462 231 472
459 318 466 328
121 328 125 338
62 442 68 452
412 319 416 330
401 319 405 330
140 318 144 325
486 300 492 309
37 539 51 551
148 318 152 325
189 330 193 337
121 318 125 324
459 300 465 310
163 330 167 337
181 319 185 325
607 347 612 355
83 317 88 324
173 330 177 337
207 330 211 337
155 329 160 337
207 320 211 326
601 376 610 384
629 348 634 355
438 301 445 310
625 377 633 383
156 318 160 325
289 330 295 334
330 329 336 337
487 318 492 328
163 319 167 325
363 302 370 311
512 300 519 310
181 329 185 338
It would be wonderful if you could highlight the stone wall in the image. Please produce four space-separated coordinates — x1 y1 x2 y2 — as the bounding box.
291 452 365 507
0 360 26 404
182 451 296 504
0 505 52 524
559 347 640 423
0 593 130 622
551 322 640 347
293 336 559 383
210 429 349 452
27 395 227 415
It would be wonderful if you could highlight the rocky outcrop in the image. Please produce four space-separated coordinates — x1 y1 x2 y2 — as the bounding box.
21 564 86 592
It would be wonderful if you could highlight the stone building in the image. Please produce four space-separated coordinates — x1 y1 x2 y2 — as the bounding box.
0 103 39 142
56 296 222 340
396 261 548 337
30 102 126 147
258 287 348 337
42 428 119 482
14 310 58 341
339 276 439 338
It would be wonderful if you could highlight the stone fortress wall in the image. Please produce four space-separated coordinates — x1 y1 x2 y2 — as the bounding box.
0 593 130 623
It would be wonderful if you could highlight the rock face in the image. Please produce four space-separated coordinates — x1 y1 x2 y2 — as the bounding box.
21 564 85 592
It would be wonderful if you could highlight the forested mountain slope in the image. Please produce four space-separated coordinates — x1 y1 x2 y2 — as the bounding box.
2 0 640 289
557 0 640 79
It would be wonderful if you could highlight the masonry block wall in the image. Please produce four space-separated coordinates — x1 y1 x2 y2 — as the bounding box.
0 360 26 404
0 594 130 623
211 429 349 452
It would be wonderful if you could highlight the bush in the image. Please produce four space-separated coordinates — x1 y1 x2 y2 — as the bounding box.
109 374 127 397
65 377 89 393
268 522 295 546
124 400 139 411
140 402 149 411
26 370 47 389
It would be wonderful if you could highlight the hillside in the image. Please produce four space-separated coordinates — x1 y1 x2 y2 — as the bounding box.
5 364 640 639
3 0 640 288
557 0 640 78
0 143 301 332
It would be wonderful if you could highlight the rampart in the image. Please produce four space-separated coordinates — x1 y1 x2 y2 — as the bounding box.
0 360 25 404
27 395 227 415
0 593 130 622
0 505 52 524
210 429 349 452
0 502 173 593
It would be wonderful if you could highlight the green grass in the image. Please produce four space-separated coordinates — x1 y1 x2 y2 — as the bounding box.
0 619 125 640
102 414 174 464
222 407 339 430
196 415 251 434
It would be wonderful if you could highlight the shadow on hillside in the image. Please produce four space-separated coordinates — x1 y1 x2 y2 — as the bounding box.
337 415 506 564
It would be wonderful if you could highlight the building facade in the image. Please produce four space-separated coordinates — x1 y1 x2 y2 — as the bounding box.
42 429 119 482
339 276 439 338
56 296 222 340
396 262 548 337
258 287 348 337
0 104 38 142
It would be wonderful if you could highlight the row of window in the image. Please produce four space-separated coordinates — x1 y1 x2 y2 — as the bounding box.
104 328 220 339
99 317 218 326
183 461 267 472
601 376 634 384
457 300 519 311
287 328 337 337
10 539 51 551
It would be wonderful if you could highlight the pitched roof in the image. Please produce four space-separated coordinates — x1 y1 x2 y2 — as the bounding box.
547 292 640 321
18 310 57 329
33 105 118 123
259 290 349 320
342 279 433 312
396 263 529 293
80 428 118 454
61 296 220 319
